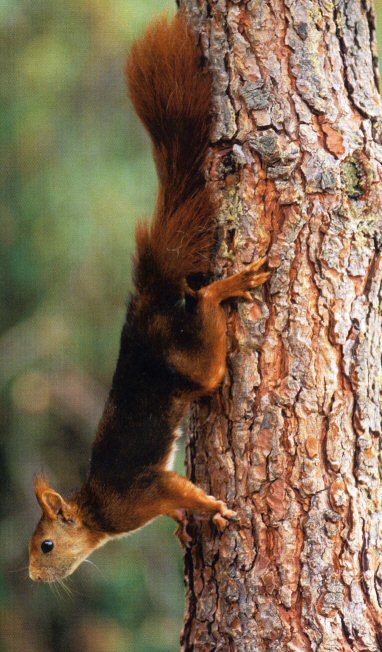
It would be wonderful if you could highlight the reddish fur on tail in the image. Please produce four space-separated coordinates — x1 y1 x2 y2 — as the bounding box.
126 13 215 290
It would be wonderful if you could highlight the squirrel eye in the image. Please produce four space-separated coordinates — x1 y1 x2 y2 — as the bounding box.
41 539 54 554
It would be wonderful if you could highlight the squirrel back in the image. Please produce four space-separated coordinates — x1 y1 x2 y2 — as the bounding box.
126 13 215 293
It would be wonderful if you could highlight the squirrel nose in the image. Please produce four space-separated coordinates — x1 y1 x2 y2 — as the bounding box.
29 567 42 582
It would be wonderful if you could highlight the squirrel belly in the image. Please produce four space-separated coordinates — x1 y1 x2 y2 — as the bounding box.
29 13 269 583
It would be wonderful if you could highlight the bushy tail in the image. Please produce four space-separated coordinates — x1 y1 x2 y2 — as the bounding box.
126 12 215 293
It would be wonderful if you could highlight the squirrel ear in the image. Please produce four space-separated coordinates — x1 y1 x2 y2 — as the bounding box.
41 490 74 522
34 474 50 509
34 475 74 522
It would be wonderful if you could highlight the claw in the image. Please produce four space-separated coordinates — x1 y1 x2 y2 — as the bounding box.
248 271 271 288
213 512 229 532
171 509 193 547
220 507 237 519
248 255 267 272
175 522 193 547
212 500 238 532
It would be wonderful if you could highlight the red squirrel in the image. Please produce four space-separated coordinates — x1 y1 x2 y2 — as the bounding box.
29 12 269 582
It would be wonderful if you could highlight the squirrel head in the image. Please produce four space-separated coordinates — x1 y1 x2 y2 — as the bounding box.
29 475 106 582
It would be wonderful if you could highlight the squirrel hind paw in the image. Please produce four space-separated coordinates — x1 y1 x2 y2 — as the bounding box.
212 513 229 532
212 511 238 532
212 501 238 532
170 509 193 547
175 521 193 547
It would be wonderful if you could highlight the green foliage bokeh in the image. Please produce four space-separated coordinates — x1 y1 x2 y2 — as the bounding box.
0 2 184 652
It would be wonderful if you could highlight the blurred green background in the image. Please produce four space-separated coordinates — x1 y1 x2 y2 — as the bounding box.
2 2 382 651
0 1 186 651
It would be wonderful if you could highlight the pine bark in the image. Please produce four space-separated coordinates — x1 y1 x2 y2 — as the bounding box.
179 1 382 650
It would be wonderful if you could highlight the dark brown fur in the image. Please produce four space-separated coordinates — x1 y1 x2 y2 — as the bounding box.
29 13 269 582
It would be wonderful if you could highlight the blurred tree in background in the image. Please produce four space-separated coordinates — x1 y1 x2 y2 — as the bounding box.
2 2 382 651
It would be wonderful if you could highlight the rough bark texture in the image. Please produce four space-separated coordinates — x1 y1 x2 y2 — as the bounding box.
179 1 382 650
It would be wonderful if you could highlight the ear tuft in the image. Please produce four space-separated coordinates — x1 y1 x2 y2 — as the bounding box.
34 474 74 522
34 473 51 508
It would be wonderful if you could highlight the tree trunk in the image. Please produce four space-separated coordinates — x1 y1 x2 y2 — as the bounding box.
179 1 382 650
